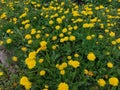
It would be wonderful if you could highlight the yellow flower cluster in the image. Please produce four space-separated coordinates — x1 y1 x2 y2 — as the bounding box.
84 69 94 77
83 23 95 28
20 76 32 89
21 20 30 25
6 29 14 34
0 0 120 89
68 60 80 68
25 51 36 69
56 62 67 70
39 41 47 51
0 12 7 19
97 77 119 87
56 62 67 75
19 12 27 18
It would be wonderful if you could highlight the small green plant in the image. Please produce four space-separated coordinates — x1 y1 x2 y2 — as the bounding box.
0 0 120 89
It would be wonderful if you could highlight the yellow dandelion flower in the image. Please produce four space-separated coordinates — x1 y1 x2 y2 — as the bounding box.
40 41 47 47
39 58 44 63
74 53 79 58
31 28 36 35
73 26 78 30
58 82 69 90
36 34 41 39
52 36 57 41
56 64 59 68
27 60 36 69
98 35 104 39
97 79 106 87
104 29 109 33
86 36 92 40
109 31 115 37
62 28 67 33
49 20 54 25
107 62 113 68
69 35 76 41
91 34 95 38
6 29 11 33
20 76 29 85
0 72 3 76
68 27 73 31
40 70 46 76
29 51 36 59
12 56 18 62
21 47 27 52
87 52 96 61
111 41 117 45
95 6 100 10
60 70 65 75
25 34 31 40
56 18 62 24
28 39 33 44
44 85 49 89
52 45 57 50
24 81 32 90
109 77 119 86
61 16 65 19
84 69 89 75
99 5 104 9
64 37 69 41
0 40 4 45
59 33 64 37
116 38 120 43
45 33 49 37
55 25 60 30
24 24 30 29
6 38 12 44
67 56 72 60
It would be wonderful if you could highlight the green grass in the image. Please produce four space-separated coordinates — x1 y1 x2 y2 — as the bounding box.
0 0 120 89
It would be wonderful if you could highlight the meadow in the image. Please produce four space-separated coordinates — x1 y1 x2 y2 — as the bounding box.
0 0 120 90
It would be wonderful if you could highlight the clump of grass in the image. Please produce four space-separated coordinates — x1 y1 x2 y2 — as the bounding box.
0 0 120 89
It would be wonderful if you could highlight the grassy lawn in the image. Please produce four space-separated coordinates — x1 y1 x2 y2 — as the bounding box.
0 0 120 89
